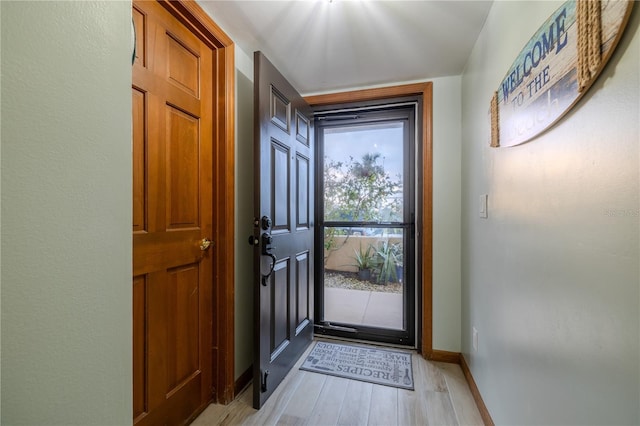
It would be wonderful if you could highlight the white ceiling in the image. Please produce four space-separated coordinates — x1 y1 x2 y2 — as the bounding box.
197 1 493 95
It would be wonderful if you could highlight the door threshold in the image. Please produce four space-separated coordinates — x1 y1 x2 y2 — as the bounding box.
313 334 417 351
315 322 358 333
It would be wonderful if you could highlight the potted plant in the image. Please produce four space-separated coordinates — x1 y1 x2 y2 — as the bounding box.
352 244 376 281
374 240 399 285
392 243 403 283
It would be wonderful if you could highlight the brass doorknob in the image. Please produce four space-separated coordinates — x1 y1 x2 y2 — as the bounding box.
199 238 213 251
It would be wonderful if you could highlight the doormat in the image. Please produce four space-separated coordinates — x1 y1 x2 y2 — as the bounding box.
300 341 414 390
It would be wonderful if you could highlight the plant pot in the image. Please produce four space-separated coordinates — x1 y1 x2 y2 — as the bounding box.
357 268 372 281
394 265 404 283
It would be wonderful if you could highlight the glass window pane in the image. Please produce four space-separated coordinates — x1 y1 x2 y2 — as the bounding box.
323 226 404 330
323 122 404 222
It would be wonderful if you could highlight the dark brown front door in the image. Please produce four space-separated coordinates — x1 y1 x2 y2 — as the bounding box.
253 52 314 409
132 1 214 423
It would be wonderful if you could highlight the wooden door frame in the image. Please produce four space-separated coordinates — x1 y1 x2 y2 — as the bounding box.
158 0 236 404
304 82 433 358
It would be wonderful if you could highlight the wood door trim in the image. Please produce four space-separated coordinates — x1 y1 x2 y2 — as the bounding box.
428 349 461 364
158 0 236 405
460 354 495 426
304 82 433 357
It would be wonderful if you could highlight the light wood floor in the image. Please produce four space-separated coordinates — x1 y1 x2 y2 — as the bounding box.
193 341 484 426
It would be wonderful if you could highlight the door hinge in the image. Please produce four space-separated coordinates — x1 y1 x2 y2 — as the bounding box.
261 369 269 393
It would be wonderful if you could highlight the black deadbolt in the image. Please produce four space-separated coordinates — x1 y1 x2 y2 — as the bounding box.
261 216 272 230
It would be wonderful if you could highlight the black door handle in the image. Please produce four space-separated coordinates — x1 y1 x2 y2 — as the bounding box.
260 232 276 286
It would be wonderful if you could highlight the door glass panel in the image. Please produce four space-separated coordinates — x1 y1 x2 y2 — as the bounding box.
319 114 412 339
323 226 405 330
323 123 404 222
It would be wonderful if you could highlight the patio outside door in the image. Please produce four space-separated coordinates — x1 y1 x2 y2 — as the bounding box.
315 102 418 346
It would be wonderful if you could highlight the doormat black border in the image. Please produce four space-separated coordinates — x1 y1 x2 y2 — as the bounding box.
299 341 414 390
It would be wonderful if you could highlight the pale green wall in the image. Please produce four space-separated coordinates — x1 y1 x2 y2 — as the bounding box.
431 75 462 352
461 1 639 424
234 46 255 379
1 2 132 424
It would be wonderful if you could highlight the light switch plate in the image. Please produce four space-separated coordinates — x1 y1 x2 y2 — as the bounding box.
473 327 479 352
479 194 488 218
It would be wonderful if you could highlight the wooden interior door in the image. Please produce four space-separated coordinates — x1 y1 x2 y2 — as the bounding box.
132 1 214 423
252 52 315 409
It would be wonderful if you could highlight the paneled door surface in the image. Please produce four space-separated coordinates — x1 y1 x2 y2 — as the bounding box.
252 52 314 409
132 1 214 424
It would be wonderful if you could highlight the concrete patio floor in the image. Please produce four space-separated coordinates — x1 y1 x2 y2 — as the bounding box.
324 287 403 329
